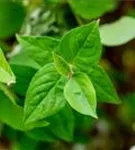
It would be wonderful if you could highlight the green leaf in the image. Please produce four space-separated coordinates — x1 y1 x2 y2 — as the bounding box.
0 48 16 85
57 21 102 74
64 72 97 118
74 112 95 131
17 35 60 66
10 53 40 96
69 0 116 19
89 66 121 104
53 52 71 76
24 63 67 124
0 1 25 39
100 16 135 46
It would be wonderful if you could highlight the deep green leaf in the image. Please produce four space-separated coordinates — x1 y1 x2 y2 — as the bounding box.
17 35 60 66
57 21 101 74
0 48 16 85
15 134 39 150
27 127 57 142
47 106 75 141
24 63 67 124
64 72 97 118
89 66 121 104
100 16 135 46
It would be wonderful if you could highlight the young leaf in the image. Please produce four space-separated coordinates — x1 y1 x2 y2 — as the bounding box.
57 21 102 74
24 63 67 124
69 0 116 19
53 52 71 76
64 72 97 118
0 48 16 85
89 66 121 104
17 35 60 66
100 16 135 46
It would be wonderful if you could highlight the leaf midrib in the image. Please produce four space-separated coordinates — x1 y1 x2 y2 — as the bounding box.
74 23 97 63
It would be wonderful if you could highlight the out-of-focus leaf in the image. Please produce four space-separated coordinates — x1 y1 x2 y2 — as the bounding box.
100 16 135 46
69 0 116 19
10 53 40 96
0 1 25 39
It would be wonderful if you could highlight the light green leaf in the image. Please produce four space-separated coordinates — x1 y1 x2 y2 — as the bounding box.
0 1 25 39
64 72 97 118
100 16 135 46
24 63 67 124
57 21 101 74
69 0 116 19
89 66 121 104
17 35 60 66
53 52 71 76
0 48 16 85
